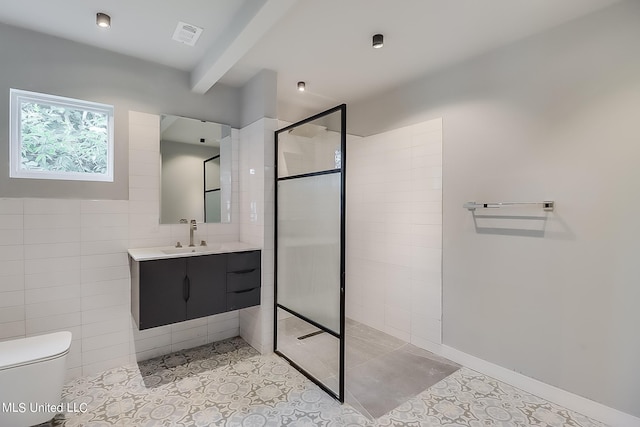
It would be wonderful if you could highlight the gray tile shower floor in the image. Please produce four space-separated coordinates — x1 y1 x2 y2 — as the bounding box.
276 317 461 418
39 329 606 426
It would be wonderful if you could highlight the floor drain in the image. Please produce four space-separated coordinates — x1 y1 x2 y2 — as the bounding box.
297 330 324 340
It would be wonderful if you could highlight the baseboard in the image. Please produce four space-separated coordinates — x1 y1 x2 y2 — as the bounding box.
427 344 640 427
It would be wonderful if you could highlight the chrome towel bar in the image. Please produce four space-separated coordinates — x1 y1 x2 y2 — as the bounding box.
463 201 554 212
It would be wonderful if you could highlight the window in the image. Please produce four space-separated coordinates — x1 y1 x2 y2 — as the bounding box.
10 89 114 182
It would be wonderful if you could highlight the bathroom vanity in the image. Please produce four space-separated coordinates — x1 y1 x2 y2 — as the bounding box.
128 243 261 330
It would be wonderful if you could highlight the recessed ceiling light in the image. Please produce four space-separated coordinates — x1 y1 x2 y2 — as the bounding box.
372 33 384 49
297 81 306 92
96 13 111 29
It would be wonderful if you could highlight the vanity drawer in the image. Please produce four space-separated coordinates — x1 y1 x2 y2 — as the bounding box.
227 269 260 292
227 287 260 311
227 251 260 272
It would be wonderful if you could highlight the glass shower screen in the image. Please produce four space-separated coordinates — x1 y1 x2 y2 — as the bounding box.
274 105 346 401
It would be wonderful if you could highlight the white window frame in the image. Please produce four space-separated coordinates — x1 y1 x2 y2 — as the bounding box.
9 89 114 182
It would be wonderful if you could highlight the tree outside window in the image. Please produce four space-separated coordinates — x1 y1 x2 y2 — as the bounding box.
10 89 114 182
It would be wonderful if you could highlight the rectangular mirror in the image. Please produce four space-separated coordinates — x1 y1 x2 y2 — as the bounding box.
160 115 232 224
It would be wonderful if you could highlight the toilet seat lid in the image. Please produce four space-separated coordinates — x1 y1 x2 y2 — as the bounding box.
0 331 72 370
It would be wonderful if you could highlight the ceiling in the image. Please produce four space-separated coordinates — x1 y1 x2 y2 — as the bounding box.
0 0 622 116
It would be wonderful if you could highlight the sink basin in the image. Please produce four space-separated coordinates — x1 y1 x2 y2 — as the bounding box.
161 244 221 255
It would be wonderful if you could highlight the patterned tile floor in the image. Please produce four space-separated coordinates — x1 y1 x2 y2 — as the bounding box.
39 336 606 426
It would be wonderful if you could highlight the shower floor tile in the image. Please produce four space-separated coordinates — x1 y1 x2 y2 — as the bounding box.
277 316 461 419
346 343 460 418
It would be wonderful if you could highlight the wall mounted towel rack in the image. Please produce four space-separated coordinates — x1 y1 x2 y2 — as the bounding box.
463 201 554 212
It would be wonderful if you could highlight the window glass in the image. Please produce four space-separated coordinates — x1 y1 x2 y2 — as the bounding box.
10 89 114 181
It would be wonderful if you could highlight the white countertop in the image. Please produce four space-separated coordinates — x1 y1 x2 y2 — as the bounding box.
128 241 261 262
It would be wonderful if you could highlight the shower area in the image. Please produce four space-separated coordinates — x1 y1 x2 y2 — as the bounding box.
274 105 457 418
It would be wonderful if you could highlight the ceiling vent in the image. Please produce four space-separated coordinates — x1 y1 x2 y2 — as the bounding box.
172 21 203 46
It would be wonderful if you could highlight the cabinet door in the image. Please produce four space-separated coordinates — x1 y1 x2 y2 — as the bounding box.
227 268 261 292
186 254 227 320
139 258 187 330
227 251 261 272
227 287 261 311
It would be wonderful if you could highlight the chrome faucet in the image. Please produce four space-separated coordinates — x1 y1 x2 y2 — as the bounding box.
189 220 197 247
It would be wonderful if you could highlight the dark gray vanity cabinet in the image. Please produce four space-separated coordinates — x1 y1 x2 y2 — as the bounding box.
131 250 261 330
226 251 261 311
185 254 227 320
134 257 186 330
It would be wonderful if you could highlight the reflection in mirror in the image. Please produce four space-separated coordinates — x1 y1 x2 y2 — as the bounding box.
204 155 221 222
160 115 232 224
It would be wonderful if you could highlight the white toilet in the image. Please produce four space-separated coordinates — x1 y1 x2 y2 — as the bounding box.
0 331 72 427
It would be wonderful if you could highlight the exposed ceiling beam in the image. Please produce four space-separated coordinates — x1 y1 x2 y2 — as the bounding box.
190 0 297 94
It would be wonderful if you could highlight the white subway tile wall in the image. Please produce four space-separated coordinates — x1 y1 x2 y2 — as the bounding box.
0 111 244 380
346 118 443 346
238 119 278 354
0 114 441 381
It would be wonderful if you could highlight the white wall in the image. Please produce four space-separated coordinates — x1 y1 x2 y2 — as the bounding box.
237 118 278 353
348 0 640 418
347 119 442 347
0 111 241 380
240 69 278 128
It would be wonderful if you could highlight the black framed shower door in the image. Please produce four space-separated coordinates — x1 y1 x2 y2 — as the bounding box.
274 104 346 402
